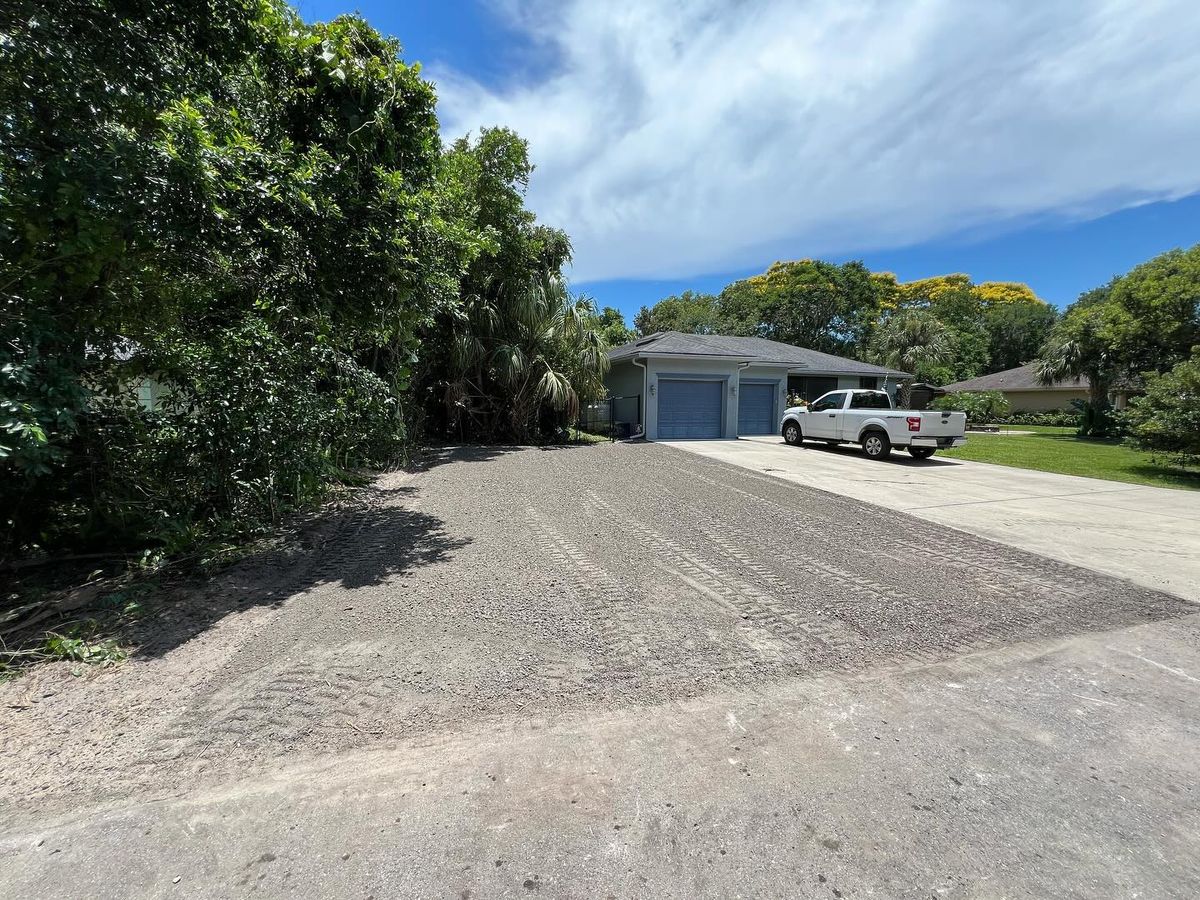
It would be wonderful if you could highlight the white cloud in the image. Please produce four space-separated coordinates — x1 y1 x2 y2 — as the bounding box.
432 0 1200 283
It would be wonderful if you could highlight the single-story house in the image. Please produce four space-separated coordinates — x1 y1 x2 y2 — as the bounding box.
941 363 1105 412
603 331 910 440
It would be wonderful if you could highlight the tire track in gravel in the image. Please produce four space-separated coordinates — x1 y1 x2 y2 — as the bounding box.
659 451 1097 602
525 507 651 686
582 490 832 671
130 474 434 786
5 442 1193 822
525 506 789 692
651 447 1188 648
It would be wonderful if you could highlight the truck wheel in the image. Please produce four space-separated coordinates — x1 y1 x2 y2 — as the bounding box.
862 430 891 460
782 421 803 446
908 447 935 459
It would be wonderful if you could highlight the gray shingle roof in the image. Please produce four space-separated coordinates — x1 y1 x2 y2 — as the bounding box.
607 331 910 377
942 363 1088 392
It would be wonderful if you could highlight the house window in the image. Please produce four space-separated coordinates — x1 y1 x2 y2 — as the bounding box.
787 375 838 403
860 376 878 389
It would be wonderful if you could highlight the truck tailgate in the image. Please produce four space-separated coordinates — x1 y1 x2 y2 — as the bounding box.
915 410 966 436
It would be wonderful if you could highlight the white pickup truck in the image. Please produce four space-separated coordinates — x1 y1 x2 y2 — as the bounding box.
779 389 967 460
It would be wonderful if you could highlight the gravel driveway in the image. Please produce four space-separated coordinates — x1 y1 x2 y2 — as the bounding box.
2 443 1198 898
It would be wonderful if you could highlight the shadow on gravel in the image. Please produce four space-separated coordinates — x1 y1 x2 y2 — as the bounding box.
127 492 470 660
412 442 601 473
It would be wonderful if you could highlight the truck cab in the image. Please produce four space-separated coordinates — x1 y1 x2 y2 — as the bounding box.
779 390 967 460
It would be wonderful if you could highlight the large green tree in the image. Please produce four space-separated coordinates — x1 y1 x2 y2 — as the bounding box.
1037 245 1200 438
594 307 635 348
1 1 477 554
1036 286 1119 435
718 260 884 355
417 128 606 442
633 291 721 336
1125 350 1200 467
866 310 953 406
983 301 1058 371
1102 244 1200 374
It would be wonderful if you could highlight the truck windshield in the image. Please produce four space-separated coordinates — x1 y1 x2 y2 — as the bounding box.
849 392 891 409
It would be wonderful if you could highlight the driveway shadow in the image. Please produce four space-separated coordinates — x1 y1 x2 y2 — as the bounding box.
125 487 471 659
794 439 964 467
412 442 599 473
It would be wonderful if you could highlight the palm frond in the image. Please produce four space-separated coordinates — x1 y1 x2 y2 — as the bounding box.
535 368 573 410
491 343 527 385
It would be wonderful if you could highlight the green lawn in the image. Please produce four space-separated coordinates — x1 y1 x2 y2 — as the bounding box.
940 425 1200 490
569 429 612 445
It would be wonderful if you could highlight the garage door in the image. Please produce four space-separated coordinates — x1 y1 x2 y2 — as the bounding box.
737 382 776 435
658 379 722 439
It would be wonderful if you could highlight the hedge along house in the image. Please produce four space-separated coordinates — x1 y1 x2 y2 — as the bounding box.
604 331 910 440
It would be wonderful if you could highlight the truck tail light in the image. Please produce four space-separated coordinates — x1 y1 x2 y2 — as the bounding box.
907 416 921 432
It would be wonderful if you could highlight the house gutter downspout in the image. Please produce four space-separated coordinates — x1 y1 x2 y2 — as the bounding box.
632 357 647 438
734 362 752 440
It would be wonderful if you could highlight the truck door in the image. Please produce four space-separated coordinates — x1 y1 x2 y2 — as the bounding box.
806 391 846 439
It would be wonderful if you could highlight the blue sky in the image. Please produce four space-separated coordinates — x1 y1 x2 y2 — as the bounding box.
299 1 1200 322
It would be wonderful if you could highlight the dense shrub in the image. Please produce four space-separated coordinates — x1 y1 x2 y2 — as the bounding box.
933 390 1010 422
1 2 605 561
7 321 406 555
1124 351 1200 466
988 411 1082 428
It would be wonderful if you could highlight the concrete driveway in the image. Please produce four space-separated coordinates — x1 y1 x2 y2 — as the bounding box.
665 435 1200 603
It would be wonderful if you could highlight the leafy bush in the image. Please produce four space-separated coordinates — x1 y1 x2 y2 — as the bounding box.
1071 398 1121 438
933 390 1009 422
988 411 1082 427
0 2 609 565
1124 351 1200 466
8 319 412 555
42 632 127 667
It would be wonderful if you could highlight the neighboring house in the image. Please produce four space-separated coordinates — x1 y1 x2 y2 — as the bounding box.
109 339 171 411
941 363 1129 412
604 331 910 441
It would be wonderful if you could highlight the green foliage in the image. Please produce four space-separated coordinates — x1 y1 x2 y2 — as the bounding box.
594 307 635 348
1124 350 1200 467
1036 285 1118 432
990 411 1081 428
934 391 1009 422
633 263 1050 382
0 1 532 559
717 260 885 355
634 291 721 336
416 129 607 443
982 300 1058 372
42 632 128 667
1036 244 1200 440
1032 244 1200 446
866 310 953 405
1102 246 1200 375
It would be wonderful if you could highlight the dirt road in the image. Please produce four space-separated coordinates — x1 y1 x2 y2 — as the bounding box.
2 443 1198 898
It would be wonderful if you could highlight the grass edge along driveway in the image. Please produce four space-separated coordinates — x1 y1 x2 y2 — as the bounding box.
941 425 1200 491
